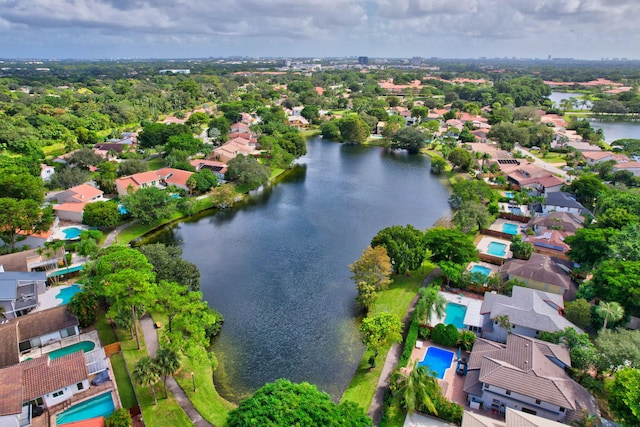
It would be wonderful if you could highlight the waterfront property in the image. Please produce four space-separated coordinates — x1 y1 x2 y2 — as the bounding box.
430 292 483 334
467 262 499 284
52 225 90 241
499 253 576 298
486 218 526 237
54 392 115 425
476 237 512 260
0 270 48 320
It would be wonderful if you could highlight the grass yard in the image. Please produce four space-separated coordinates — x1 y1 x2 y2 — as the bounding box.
340 263 435 412
93 307 118 345
146 156 166 170
110 352 137 409
42 143 66 157
530 150 567 165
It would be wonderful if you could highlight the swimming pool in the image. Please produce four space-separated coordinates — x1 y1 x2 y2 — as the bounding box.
118 204 128 215
47 341 95 360
55 392 115 425
487 242 507 257
444 303 467 329
502 223 519 235
504 191 515 199
61 227 84 240
470 265 492 277
55 285 82 305
418 346 455 379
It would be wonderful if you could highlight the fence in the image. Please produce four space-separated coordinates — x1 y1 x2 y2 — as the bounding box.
499 212 530 223
103 342 121 357
478 253 506 266
480 228 516 241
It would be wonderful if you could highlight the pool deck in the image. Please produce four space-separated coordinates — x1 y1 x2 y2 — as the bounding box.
51 224 90 240
33 283 81 313
20 330 101 362
476 236 513 259
467 261 500 278
433 291 484 330
487 217 526 235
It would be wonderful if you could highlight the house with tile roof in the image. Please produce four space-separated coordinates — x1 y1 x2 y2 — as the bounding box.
528 212 584 235
613 161 640 176
499 253 575 297
523 229 572 258
0 270 47 320
541 192 586 215
463 334 599 423
461 407 569 427
190 159 228 180
287 115 309 130
115 170 162 196
52 184 105 223
581 151 619 166
211 138 258 163
479 287 580 343
0 306 80 367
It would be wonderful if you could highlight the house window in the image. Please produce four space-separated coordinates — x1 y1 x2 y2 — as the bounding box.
52 390 64 398
559 407 565 412
505 390 511 395
535 399 541 404
484 384 489 389
77 382 84 391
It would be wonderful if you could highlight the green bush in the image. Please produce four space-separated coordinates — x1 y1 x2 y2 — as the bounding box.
399 316 419 368
457 330 477 351
105 408 132 427
431 323 459 347
418 326 430 340
433 397 463 425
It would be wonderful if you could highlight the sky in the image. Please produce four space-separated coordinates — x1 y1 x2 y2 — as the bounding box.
1 0 638 60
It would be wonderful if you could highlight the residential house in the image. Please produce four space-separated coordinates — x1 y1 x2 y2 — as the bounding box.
581 151 619 166
528 212 584 235
52 184 105 223
230 122 250 134
613 161 640 176
400 110 418 126
463 334 599 423
541 192 586 215
501 163 564 195
211 138 258 163
115 171 163 196
461 407 569 427
190 159 228 180
499 253 575 297
155 167 194 192
92 143 130 159
0 248 65 274
523 229 572 258
479 287 580 344
0 306 79 368
0 270 47 320
40 164 55 182
287 115 309 130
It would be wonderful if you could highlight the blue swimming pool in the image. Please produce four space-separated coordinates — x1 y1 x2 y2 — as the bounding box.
487 242 507 257
502 223 519 235
47 341 95 360
55 392 114 425
418 346 455 379
470 265 491 277
118 204 128 215
504 191 515 199
62 227 83 240
56 284 82 305
444 303 467 329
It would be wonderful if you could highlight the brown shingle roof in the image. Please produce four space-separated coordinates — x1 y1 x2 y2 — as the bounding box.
17 306 79 343
22 351 88 401
0 322 20 368
500 253 574 292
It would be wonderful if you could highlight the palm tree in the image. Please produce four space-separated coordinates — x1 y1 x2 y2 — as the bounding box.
391 361 438 415
496 315 511 342
595 301 624 332
155 347 181 398
481 152 491 171
133 356 160 405
571 409 601 427
415 285 446 326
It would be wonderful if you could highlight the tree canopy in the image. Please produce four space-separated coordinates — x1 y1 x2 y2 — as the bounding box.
371 225 425 274
423 227 478 265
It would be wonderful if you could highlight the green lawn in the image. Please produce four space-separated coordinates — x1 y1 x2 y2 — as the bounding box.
110 352 137 409
340 264 434 412
94 308 118 345
146 156 166 170
42 143 66 157
530 151 567 165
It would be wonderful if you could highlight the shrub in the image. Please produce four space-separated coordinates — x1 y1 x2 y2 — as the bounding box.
418 326 430 340
399 316 420 368
105 408 132 427
457 330 477 351
431 323 459 347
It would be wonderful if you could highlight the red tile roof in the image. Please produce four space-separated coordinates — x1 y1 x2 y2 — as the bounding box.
22 352 88 401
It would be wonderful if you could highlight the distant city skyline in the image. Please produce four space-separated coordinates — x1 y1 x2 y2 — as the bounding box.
1 0 638 60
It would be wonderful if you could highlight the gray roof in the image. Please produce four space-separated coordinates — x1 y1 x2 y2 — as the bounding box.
544 192 585 210
528 212 584 233
500 253 574 292
466 334 598 413
0 271 47 300
481 287 581 334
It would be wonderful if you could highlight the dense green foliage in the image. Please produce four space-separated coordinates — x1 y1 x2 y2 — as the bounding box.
371 225 425 274
430 323 460 347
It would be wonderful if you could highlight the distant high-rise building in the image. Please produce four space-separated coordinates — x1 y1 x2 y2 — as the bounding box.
411 56 423 65
358 56 369 65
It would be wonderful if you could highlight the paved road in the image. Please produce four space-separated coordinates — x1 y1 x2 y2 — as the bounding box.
104 221 137 246
367 268 442 425
514 145 568 179
140 315 214 427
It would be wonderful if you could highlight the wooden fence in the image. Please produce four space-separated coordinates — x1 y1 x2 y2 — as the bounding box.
478 253 506 266
533 247 570 261
481 228 516 241
499 212 530 223
103 342 121 357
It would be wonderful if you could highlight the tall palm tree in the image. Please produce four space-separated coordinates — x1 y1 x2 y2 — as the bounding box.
391 361 438 415
155 347 181 398
415 285 446 326
481 152 491 171
595 301 624 332
133 356 160 405
496 315 511 342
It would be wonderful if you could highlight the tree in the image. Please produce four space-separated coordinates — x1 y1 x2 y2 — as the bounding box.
447 147 473 171
423 227 478 264
415 285 446 326
539 327 599 373
391 361 437 415
186 111 209 126
67 148 104 170
391 127 426 154
564 298 592 330
0 198 53 249
92 246 157 349
487 122 529 151
338 115 370 144
226 379 372 427
349 246 393 312
137 243 200 291
320 120 341 140
453 200 492 233
609 223 640 261
589 260 640 316
82 201 120 228
597 207 638 230
121 187 173 225
431 323 460 347
187 169 218 194
105 408 132 427
155 347 181 398
165 134 204 156
225 155 270 189
360 312 403 367
451 179 496 206
510 235 533 260
595 329 640 373
138 123 192 149
301 105 320 124
117 159 148 177
208 116 230 142
608 368 640 427
566 228 618 268
68 287 100 328
568 174 606 210
47 167 91 190
0 167 46 203
371 225 425 274
595 301 625 332
132 356 160 405
430 157 447 175
496 315 511 342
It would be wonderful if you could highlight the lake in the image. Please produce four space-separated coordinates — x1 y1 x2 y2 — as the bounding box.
588 119 640 143
548 91 589 109
146 137 452 402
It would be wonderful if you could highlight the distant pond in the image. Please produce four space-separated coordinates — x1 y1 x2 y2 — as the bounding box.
146 137 452 402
